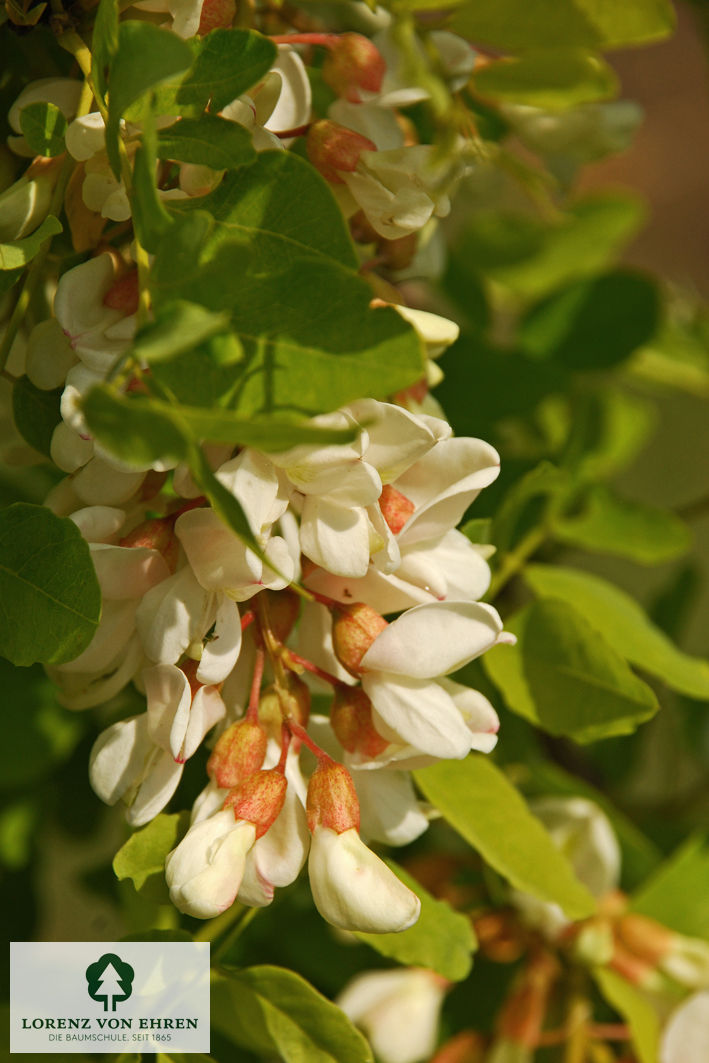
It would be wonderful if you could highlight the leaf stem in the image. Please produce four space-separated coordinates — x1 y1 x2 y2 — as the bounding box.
485 523 548 602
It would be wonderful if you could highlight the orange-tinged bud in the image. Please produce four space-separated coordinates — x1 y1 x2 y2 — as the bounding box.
497 952 559 1047
223 768 288 838
103 269 139 315
307 760 360 834
379 484 415 534
615 912 674 966
322 33 386 102
430 1031 485 1063
207 719 268 789
394 378 429 407
119 516 180 572
258 675 311 737
330 685 388 757
474 909 527 964
264 588 300 644
332 602 388 677
198 0 236 34
307 120 376 185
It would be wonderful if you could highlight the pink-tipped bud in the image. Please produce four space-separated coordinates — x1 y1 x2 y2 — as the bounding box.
197 0 236 34
103 269 139 315
330 685 388 758
223 768 288 839
331 602 388 677
379 484 415 535
306 120 376 185
306 760 360 834
119 516 180 573
322 33 386 102
207 719 268 789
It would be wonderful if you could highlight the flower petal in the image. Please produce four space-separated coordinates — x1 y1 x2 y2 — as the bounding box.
361 600 503 678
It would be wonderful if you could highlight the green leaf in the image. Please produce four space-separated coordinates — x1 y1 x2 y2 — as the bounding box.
523 564 709 700
451 0 675 52
91 0 119 99
453 194 645 299
492 460 569 553
413 757 596 920
0 215 62 270
175 151 358 269
105 21 193 177
460 517 492 544
114 812 189 901
0 658 83 789
157 115 255 170
152 158 424 414
213 966 373 1063
472 50 617 110
84 387 359 460
12 376 62 458
631 836 709 940
592 968 660 1063
519 270 660 369
522 599 658 742
82 387 191 468
356 860 476 981
19 102 67 157
132 109 174 254
553 486 690 564
132 301 232 364
143 29 277 118
0 503 101 667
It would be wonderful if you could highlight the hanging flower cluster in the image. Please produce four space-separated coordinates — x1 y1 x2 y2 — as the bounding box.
60 391 508 932
4 0 508 937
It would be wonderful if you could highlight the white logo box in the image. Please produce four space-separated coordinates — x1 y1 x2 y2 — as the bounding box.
11 941 210 1054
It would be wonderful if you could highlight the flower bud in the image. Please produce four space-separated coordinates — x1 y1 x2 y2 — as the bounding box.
332 602 388 677
223 768 288 838
378 484 415 535
306 759 360 834
337 968 449 1063
265 588 300 643
474 910 527 964
307 120 376 185
103 268 139 315
119 516 180 572
322 34 386 103
615 912 674 966
497 952 559 1047
165 809 256 918
207 719 268 789
308 825 421 932
330 685 389 758
197 0 236 34
430 1031 485 1063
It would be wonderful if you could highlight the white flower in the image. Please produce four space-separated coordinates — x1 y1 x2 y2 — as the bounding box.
308 825 420 932
135 565 243 684
8 78 83 156
359 600 505 760
337 967 448 1063
306 434 500 614
511 797 621 939
660 992 709 1063
89 714 184 826
166 810 257 917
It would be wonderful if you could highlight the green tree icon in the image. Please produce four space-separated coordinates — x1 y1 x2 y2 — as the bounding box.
85 953 134 1012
